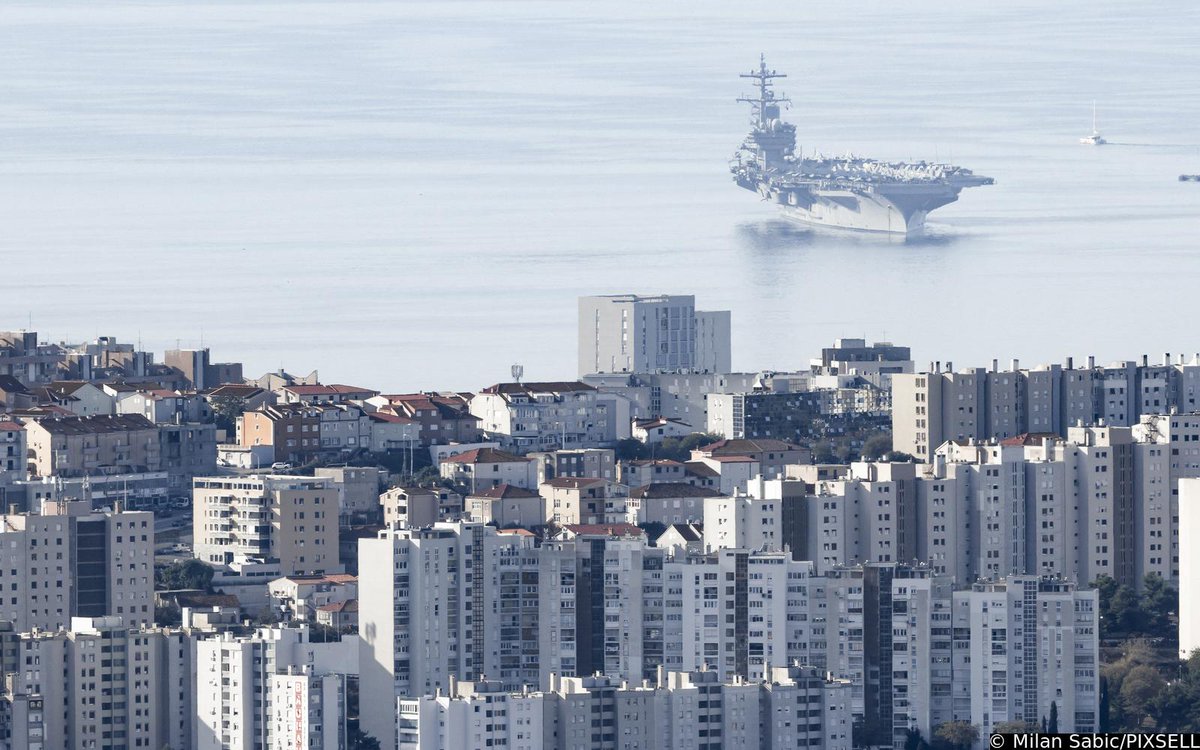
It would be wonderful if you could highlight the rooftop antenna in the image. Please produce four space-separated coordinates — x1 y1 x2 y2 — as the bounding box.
511 364 524 384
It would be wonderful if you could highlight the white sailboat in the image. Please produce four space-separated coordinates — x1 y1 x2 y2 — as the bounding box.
1080 101 1106 145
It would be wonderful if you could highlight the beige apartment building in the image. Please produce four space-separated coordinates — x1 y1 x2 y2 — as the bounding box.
193 475 341 575
379 485 463 527
23 413 160 478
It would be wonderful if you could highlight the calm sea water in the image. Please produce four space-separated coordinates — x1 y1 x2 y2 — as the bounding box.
3 1 1199 390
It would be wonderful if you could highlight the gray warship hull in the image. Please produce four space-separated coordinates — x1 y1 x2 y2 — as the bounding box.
732 58 991 235
750 181 967 234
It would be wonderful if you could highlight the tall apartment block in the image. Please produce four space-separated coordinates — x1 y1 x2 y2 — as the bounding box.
195 624 356 750
1 617 196 750
268 668 347 750
397 667 852 750
893 354 1200 461
192 475 341 576
578 294 731 377
358 522 541 750
891 576 1099 743
789 416 1200 589
0 501 154 631
537 532 666 687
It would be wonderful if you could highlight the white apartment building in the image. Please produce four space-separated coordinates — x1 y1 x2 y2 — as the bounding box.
357 522 541 750
398 679 550 750
0 419 27 479
1179 477 1200 657
2 617 196 750
893 355 1200 461
536 534 666 689
701 495 783 553
396 668 850 750
438 447 538 492
193 475 340 576
577 294 732 377
464 484 546 528
269 668 347 750
469 382 620 452
626 483 721 526
0 501 154 631
195 625 356 750
538 477 628 526
380 485 464 528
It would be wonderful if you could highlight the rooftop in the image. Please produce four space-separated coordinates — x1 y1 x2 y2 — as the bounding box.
29 413 157 435
283 383 376 396
441 447 531 465
470 484 540 499
562 523 645 539
700 438 804 455
316 599 359 614
543 476 607 489
630 483 722 499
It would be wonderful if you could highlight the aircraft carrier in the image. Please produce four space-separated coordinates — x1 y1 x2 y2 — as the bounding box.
731 58 994 235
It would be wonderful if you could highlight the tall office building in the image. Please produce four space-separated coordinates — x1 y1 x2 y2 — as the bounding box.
578 294 731 377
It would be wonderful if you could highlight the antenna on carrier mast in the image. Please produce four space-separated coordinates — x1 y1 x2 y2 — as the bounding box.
737 54 790 128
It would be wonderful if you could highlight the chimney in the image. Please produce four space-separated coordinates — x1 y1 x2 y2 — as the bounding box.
1165 352 1171 366
1011 358 1019 371
992 359 998 373
945 361 953 372
1142 354 1149 367
1066 356 1074 370
1088 355 1095 369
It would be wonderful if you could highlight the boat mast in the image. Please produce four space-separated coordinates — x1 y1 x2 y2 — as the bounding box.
737 54 789 130
736 55 794 168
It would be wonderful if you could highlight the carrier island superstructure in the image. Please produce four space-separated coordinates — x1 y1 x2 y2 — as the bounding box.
731 58 993 235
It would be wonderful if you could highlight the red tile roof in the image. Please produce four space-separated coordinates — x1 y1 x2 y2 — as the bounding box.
0 420 24 431
283 384 376 396
316 599 359 613
470 484 540 499
440 447 531 465
999 433 1059 446
543 477 607 489
563 523 645 538
368 412 415 424
633 417 692 429
481 382 595 396
700 439 804 454
630 483 722 499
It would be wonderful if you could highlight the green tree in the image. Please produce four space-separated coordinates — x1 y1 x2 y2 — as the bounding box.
811 440 836 464
210 394 247 434
1120 664 1166 729
933 721 980 750
155 559 215 591
348 726 381 750
1048 700 1059 733
861 432 892 460
1140 573 1177 640
904 728 931 750
993 720 1037 734
615 438 649 461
